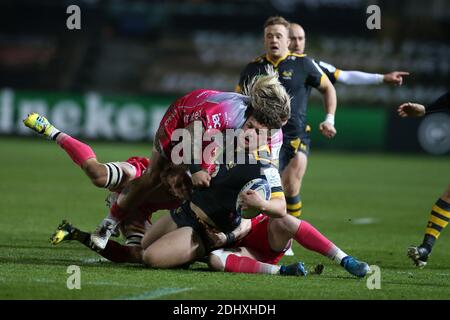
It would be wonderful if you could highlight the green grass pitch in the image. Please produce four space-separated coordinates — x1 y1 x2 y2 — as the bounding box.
0 136 449 299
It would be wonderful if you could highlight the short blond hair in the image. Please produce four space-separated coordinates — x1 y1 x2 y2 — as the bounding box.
242 66 291 129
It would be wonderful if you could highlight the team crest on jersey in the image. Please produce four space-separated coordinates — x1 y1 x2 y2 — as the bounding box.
281 69 294 80
226 161 236 170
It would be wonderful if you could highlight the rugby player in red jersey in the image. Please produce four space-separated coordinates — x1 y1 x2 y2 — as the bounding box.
23 114 184 261
87 67 291 250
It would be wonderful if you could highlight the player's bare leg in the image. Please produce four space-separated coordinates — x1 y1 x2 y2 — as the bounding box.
281 153 308 217
23 112 134 191
407 185 450 268
142 226 205 269
281 152 308 255
50 220 143 263
91 147 169 250
141 214 179 249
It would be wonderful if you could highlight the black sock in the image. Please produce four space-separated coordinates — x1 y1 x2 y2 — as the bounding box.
73 229 92 247
421 234 436 253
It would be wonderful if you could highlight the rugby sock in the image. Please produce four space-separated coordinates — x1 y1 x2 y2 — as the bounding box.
71 227 139 263
109 203 129 221
98 240 140 263
55 133 96 167
73 228 140 263
224 254 280 275
286 194 302 217
72 228 92 247
294 220 347 264
421 198 450 253
48 127 61 140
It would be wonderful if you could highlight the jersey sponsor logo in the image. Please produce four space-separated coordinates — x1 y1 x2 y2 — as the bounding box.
184 110 202 124
281 69 294 80
263 167 282 188
164 109 178 127
226 161 236 170
212 113 222 128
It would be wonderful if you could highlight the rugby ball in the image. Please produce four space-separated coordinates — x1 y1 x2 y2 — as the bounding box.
236 178 271 219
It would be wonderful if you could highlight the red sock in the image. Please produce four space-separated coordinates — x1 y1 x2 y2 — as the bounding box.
99 240 138 263
294 220 334 256
57 134 96 166
110 203 129 221
224 254 277 274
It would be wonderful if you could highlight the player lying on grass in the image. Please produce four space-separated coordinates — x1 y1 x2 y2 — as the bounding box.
397 91 450 268
50 151 369 278
88 67 290 251
23 113 183 246
48 165 190 264
204 212 369 278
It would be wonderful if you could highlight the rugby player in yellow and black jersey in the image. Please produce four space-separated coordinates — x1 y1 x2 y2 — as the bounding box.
236 16 337 219
289 23 410 87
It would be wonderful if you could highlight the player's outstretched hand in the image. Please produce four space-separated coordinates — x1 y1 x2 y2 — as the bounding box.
191 170 211 188
383 71 410 86
397 102 426 118
319 122 337 139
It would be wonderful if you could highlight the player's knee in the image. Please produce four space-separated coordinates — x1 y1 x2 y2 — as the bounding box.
270 216 289 233
84 162 107 188
207 249 230 272
142 250 160 268
141 232 154 249
270 215 300 236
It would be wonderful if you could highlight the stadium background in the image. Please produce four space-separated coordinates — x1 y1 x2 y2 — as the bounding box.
1 0 449 154
0 0 449 300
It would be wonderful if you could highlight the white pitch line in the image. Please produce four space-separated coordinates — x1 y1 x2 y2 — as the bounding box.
5 278 193 299
118 287 193 300
350 217 377 225
29 278 152 289
80 257 110 264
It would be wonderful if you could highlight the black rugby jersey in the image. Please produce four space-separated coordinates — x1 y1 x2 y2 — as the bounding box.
316 60 341 84
238 53 325 139
190 149 283 233
426 91 450 114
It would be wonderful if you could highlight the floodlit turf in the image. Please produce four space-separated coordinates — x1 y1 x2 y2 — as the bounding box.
0 136 449 300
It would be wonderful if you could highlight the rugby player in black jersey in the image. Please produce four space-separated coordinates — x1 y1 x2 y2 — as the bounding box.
398 92 450 268
237 16 337 223
289 23 410 87
285 22 409 229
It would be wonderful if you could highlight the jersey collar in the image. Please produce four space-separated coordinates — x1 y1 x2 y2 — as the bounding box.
265 52 290 68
